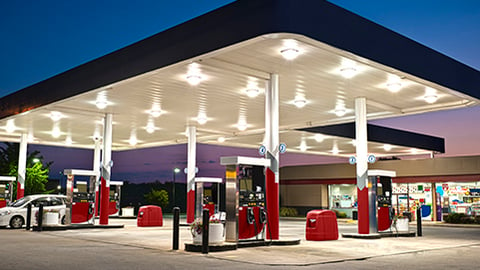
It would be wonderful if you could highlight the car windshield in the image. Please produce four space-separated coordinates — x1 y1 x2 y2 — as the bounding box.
9 197 30 207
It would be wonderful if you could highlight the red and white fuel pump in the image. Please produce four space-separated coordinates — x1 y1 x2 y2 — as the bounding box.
220 156 271 243
64 169 98 225
0 176 15 208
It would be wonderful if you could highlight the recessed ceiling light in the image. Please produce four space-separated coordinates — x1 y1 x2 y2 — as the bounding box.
217 137 225 143
52 127 61 138
386 82 402 93
5 120 15 133
299 140 307 152
129 136 137 146
145 122 155 134
50 111 63 121
383 144 392 151
335 107 347 117
280 48 300 60
424 94 438 104
340 67 357 79
95 99 108 109
237 120 247 131
314 134 324 143
197 112 208 125
149 108 162 117
332 145 339 155
65 136 73 145
186 74 202 86
294 96 307 108
246 88 260 98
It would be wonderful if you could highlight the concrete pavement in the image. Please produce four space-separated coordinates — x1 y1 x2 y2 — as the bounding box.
35 217 480 266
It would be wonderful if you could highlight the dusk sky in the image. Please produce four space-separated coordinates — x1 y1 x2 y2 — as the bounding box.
0 1 479 183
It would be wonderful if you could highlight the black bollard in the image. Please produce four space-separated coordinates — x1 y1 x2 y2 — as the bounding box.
417 207 422 237
26 204 32 230
37 204 44 232
172 207 180 250
202 209 209 254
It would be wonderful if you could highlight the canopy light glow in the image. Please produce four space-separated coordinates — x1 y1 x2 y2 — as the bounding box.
424 94 438 104
335 107 347 117
280 48 300 60
246 88 260 98
49 111 63 121
386 82 402 93
340 67 357 79
293 96 307 108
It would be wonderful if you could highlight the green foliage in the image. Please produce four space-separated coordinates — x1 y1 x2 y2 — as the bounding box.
0 142 52 196
144 189 169 209
444 213 480 224
332 209 347 218
280 207 298 217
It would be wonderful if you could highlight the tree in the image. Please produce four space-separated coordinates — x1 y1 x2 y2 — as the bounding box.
0 142 52 196
144 189 169 209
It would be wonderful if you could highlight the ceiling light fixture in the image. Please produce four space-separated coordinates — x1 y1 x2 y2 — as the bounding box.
314 134 324 143
5 120 15 133
332 145 339 155
95 99 108 109
197 112 208 125
217 137 226 143
246 88 260 98
237 120 247 131
340 67 357 79
386 82 402 93
149 108 162 117
424 94 438 104
280 48 300 60
186 74 202 86
129 136 137 146
52 127 61 138
299 140 307 152
65 136 73 145
294 96 307 108
145 122 155 134
335 107 347 117
383 144 392 151
50 111 63 121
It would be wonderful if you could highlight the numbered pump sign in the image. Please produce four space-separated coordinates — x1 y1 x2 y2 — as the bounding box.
348 154 376 165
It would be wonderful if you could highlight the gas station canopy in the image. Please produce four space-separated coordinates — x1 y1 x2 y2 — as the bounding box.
0 0 478 157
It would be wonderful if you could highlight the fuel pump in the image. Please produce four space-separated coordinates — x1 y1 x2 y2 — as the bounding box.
64 169 98 225
108 181 123 216
238 165 266 240
194 177 223 219
367 170 396 232
0 176 15 208
220 156 271 243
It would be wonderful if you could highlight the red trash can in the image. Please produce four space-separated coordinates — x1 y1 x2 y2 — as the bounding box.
137 205 163 227
305 210 338 241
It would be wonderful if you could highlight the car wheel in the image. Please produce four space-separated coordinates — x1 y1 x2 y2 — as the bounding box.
9 216 24 229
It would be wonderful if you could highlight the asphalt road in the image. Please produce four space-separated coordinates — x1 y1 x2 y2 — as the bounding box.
1 223 479 270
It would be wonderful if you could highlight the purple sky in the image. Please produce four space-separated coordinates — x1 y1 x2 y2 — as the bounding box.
1 1 479 183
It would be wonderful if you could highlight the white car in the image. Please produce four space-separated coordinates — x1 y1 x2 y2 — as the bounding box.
0 194 67 229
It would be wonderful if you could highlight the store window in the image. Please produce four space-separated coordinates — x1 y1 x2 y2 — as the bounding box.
329 184 356 217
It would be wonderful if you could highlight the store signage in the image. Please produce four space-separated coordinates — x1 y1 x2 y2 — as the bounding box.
442 183 449 191
470 189 480 196
368 154 376 164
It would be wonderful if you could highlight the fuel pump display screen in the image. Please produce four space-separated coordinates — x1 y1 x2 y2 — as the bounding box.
238 165 265 207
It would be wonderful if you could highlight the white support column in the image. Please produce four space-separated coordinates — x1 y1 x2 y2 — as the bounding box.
16 133 28 199
265 73 280 239
93 140 102 216
186 126 197 223
355 97 370 234
100 113 113 225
